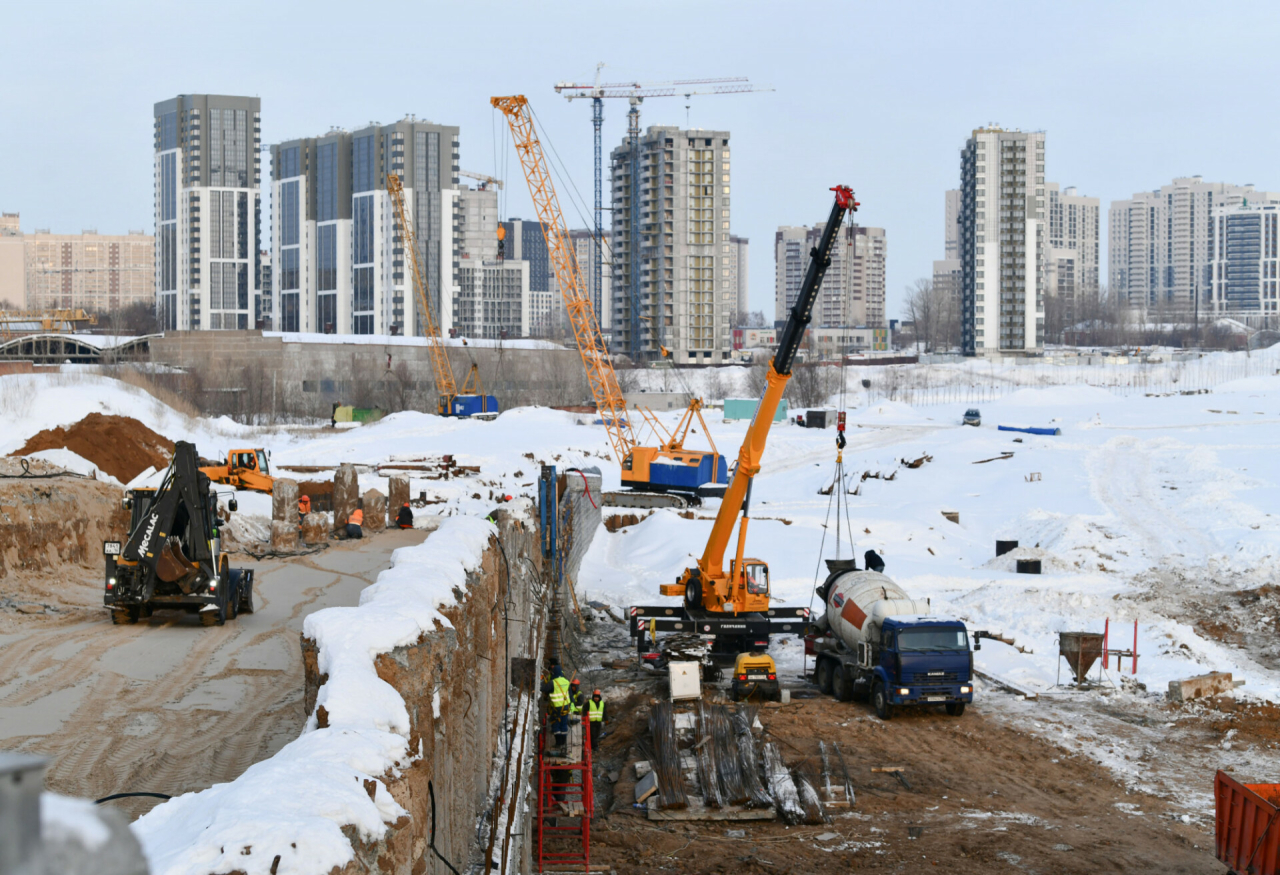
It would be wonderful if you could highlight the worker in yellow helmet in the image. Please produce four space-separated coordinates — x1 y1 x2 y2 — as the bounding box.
587 689 606 751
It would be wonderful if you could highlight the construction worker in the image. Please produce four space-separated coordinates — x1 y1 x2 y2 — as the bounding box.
346 504 364 540
396 502 414 529
540 664 571 749
587 689 605 751
567 679 585 716
298 494 311 519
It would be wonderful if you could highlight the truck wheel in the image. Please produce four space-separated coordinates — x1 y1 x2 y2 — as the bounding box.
833 666 854 702
684 578 702 610
816 658 834 695
872 681 894 720
945 702 966 717
111 608 138 625
201 606 226 627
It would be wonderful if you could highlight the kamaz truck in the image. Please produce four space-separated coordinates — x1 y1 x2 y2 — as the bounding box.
809 562 977 720
104 441 254 627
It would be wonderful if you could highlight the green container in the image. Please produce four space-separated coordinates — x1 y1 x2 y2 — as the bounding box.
723 398 788 423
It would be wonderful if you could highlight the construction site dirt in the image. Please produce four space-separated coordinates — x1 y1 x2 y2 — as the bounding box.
10 412 175 482
587 683 1219 873
0 525 431 822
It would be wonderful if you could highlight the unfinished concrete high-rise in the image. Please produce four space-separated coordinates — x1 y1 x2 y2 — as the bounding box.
610 126 734 362
154 94 262 331
959 126 1046 355
932 189 962 303
1043 183 1100 333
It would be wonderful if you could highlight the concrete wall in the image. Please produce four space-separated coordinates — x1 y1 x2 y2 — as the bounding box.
149 331 591 418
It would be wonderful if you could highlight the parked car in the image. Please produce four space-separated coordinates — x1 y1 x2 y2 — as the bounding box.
963 408 981 426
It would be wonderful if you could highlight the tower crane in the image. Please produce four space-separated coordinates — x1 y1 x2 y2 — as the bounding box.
458 170 503 190
491 95 726 503
386 173 497 418
554 66 772 359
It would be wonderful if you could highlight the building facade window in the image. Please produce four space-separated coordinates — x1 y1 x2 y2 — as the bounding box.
318 142 337 222
318 224 337 292
353 135 374 193
281 181 299 247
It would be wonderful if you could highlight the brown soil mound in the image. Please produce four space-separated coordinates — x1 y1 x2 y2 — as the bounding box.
11 413 174 483
0 478 129 580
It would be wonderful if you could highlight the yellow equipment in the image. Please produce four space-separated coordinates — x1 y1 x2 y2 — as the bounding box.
631 185 858 658
199 449 274 494
490 95 724 499
730 651 780 702
385 173 496 418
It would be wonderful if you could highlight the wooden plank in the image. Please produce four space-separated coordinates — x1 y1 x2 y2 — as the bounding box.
647 797 775 822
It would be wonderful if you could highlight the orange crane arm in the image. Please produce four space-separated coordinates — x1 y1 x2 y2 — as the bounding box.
491 95 635 462
696 187 857 582
387 173 457 406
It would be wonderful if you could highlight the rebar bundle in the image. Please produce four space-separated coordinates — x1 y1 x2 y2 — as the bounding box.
648 701 688 809
762 742 805 825
731 706 773 808
694 703 724 808
793 761 831 825
833 741 856 807
708 705 748 805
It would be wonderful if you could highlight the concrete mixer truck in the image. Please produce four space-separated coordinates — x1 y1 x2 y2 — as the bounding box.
809 559 986 720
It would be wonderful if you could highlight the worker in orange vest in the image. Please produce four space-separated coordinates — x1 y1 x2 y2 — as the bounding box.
396 502 414 529
346 504 364 539
298 494 311 519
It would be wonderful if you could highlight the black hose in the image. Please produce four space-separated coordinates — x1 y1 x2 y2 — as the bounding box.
0 458 90 479
428 780 462 875
94 792 171 804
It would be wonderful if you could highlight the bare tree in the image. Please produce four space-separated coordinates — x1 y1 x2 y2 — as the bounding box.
904 278 937 353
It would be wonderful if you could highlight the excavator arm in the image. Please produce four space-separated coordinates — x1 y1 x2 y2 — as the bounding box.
124 441 218 589
675 186 858 610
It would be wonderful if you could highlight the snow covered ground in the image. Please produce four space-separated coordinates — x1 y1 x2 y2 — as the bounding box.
6 346 1280 821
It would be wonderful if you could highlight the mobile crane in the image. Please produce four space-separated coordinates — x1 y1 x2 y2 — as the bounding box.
386 173 497 418
629 185 858 658
491 95 726 503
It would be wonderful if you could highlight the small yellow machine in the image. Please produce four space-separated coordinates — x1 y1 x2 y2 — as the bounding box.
730 652 780 702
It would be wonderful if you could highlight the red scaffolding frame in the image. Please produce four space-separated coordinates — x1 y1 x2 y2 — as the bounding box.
536 717 594 872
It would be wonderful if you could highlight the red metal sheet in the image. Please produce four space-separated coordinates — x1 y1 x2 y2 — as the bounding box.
1217 770 1280 875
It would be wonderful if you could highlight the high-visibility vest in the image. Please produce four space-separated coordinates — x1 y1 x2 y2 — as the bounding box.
588 698 605 723
349 509 364 526
569 690 584 714
549 676 570 709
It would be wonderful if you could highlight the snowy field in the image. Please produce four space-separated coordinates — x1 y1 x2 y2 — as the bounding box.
5 347 1280 817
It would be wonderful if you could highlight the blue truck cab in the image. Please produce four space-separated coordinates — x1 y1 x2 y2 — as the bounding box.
873 616 973 719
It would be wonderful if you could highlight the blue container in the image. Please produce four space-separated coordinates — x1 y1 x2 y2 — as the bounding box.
646 452 729 491
451 395 500 417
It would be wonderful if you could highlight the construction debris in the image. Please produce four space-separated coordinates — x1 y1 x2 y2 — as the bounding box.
900 453 933 469
1168 671 1237 703
973 451 1015 464
648 702 689 810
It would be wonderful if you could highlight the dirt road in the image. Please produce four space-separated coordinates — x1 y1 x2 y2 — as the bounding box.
0 527 429 820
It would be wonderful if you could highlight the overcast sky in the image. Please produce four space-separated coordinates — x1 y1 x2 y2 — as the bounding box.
3 1 1278 319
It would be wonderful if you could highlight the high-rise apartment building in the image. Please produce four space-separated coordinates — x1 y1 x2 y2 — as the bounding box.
154 95 261 331
270 117 458 336
1043 183 1100 329
775 223 885 328
959 127 1046 355
727 234 749 321
611 126 734 362
25 229 155 312
0 212 155 313
502 219 558 336
256 249 271 328
0 213 27 308
447 185 530 339
932 189 962 302
568 229 610 330
1109 177 1280 312
1208 202 1280 320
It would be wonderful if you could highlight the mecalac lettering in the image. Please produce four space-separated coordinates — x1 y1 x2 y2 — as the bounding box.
137 513 160 555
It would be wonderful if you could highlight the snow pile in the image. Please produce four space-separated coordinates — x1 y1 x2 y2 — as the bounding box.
134 516 496 874
23 447 121 485
303 515 494 733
